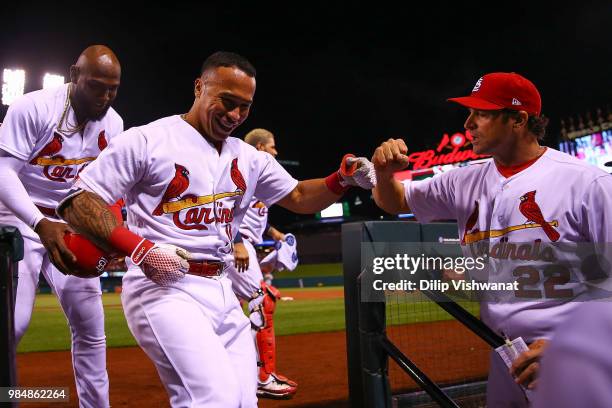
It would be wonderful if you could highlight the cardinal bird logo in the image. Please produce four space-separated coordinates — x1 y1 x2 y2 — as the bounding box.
462 200 479 244
230 158 247 192
98 130 108 150
30 132 64 164
153 164 190 216
519 191 560 242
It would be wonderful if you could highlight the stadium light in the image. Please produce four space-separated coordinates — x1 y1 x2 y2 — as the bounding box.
2 68 26 106
43 73 65 89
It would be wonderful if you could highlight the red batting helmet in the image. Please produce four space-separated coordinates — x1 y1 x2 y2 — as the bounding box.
63 232 110 277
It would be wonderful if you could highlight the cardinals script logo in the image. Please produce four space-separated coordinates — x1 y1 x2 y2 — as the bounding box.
30 130 108 182
252 200 268 217
152 158 247 231
463 191 560 245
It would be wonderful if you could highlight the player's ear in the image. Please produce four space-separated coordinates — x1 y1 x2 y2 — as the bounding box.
513 111 529 129
69 65 80 84
194 78 203 99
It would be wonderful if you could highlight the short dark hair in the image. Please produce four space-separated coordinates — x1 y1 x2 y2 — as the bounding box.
500 109 549 141
200 51 256 78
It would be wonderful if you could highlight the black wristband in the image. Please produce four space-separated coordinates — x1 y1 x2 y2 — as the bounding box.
233 231 243 243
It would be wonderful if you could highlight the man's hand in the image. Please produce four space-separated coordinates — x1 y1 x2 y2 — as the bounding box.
268 226 285 242
233 242 249 273
371 139 411 215
339 155 377 189
35 218 79 275
372 138 410 176
510 338 549 389
137 243 191 286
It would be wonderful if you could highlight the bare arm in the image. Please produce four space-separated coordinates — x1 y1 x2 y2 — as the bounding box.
276 179 341 214
373 175 411 215
372 138 412 215
267 225 285 241
58 191 121 252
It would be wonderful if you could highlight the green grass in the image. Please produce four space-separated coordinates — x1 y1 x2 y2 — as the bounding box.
18 285 479 353
18 294 133 353
18 287 347 353
276 298 346 336
274 263 342 279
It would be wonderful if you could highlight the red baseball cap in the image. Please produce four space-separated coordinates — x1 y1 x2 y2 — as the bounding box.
448 72 542 116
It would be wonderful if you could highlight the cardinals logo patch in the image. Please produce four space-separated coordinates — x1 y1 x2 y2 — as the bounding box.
462 200 480 245
230 158 247 192
462 191 560 244
153 164 190 216
519 190 560 241
98 130 108 150
29 131 101 182
152 159 247 231
30 132 64 165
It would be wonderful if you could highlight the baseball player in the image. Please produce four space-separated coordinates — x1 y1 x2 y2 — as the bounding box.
228 128 298 399
371 72 612 407
56 51 376 407
0 45 122 407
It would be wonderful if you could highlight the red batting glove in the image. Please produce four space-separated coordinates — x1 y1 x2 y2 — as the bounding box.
325 154 357 195
325 154 377 194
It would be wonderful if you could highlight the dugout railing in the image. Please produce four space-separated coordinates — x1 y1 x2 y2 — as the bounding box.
0 226 24 407
343 221 504 408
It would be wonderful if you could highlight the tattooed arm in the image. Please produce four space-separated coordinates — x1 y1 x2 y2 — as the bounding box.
58 189 190 285
58 190 121 252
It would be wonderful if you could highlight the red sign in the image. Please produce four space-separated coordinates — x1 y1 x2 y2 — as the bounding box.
407 131 488 170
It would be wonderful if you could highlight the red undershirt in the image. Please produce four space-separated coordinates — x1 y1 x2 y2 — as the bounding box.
495 147 547 178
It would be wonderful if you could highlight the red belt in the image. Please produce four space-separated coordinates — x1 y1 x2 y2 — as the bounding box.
187 260 225 277
36 205 59 219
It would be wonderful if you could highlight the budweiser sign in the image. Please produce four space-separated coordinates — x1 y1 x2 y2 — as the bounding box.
407 131 489 170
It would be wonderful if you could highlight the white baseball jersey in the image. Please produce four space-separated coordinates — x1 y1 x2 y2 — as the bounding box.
240 197 269 244
0 84 123 216
76 115 298 263
403 148 612 342
533 302 612 408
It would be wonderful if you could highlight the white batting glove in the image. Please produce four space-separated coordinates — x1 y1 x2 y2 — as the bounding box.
135 243 192 286
339 154 377 189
